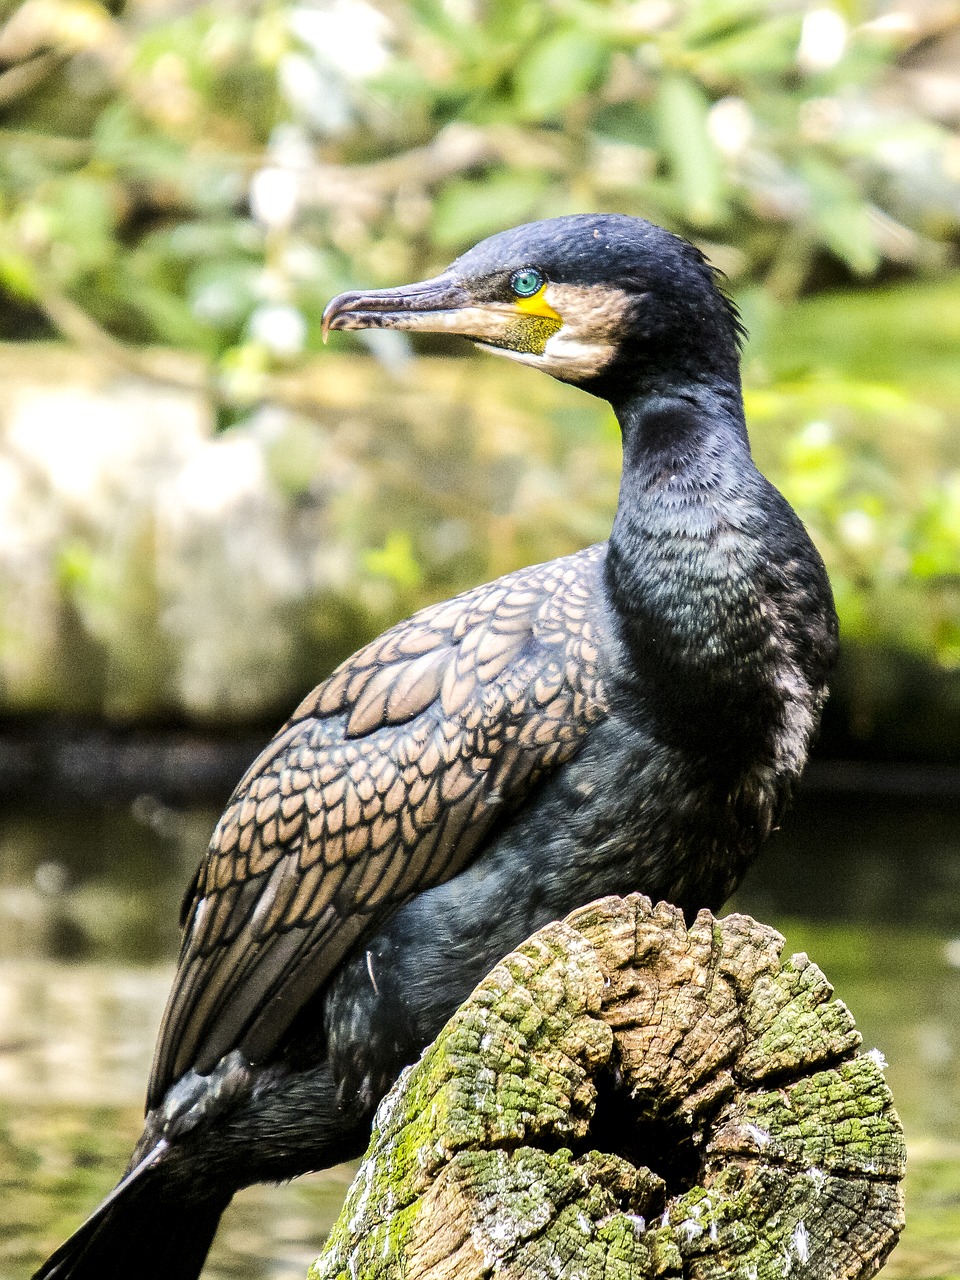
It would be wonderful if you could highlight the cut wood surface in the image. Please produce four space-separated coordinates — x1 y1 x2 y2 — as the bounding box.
312 895 905 1280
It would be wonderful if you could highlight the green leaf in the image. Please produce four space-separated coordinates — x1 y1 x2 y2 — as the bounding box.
188 261 259 330
592 102 658 149
688 12 805 81
48 176 117 276
432 170 548 247
363 531 423 590
512 27 606 121
121 278 215 349
655 73 728 227
799 156 880 276
758 277 960 396
0 246 38 299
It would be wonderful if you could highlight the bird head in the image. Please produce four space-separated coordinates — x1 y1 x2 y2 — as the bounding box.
322 214 744 399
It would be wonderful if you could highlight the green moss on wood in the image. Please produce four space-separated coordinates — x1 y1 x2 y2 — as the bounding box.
312 896 905 1280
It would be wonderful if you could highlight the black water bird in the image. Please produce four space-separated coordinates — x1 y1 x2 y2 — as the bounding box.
37 214 837 1280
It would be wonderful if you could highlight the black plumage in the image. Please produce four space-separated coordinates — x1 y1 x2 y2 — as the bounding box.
36 214 837 1280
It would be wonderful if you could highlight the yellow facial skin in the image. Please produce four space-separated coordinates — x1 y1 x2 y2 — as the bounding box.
493 284 563 355
514 285 562 323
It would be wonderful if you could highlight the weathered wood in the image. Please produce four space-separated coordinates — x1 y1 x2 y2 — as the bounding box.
312 895 905 1280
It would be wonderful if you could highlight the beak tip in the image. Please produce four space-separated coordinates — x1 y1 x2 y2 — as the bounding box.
320 300 339 344
321 273 469 342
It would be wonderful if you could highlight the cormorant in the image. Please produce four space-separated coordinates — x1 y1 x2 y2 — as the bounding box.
36 214 837 1280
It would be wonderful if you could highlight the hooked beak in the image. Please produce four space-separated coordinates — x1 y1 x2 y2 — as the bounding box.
321 272 547 349
322 272 471 340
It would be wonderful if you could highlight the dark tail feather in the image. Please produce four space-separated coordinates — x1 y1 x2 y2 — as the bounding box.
34 1143 229 1280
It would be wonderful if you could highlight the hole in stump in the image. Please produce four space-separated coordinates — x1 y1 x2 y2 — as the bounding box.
581 1063 705 1201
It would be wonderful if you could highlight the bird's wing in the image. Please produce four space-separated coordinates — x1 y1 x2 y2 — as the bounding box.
147 545 608 1106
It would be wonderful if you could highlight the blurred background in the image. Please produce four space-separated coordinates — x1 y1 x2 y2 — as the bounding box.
1 0 960 1274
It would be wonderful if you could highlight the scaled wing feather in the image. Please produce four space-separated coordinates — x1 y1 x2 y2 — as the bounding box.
147 546 608 1107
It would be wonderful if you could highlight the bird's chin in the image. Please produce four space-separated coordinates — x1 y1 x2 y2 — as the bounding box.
475 331 618 382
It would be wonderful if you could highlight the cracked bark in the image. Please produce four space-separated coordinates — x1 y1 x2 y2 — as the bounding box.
311 895 905 1280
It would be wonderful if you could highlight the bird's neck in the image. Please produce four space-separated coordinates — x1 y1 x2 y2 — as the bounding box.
605 379 784 756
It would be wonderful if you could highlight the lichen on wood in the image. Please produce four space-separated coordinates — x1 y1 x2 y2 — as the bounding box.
311 895 905 1280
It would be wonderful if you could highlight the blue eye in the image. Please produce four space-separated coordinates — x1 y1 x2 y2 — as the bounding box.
510 268 544 298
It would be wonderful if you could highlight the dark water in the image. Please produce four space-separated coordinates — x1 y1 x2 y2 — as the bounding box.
3 780 960 1278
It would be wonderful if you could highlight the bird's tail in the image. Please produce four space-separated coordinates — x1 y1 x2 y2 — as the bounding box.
33 1141 230 1280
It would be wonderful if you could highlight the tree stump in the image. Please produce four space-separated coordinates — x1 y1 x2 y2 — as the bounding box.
311 895 905 1280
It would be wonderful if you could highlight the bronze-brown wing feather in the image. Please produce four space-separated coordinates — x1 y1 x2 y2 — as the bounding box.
147 546 608 1107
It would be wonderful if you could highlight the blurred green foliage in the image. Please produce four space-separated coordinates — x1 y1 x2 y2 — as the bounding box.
0 0 959 714
3 0 957 341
